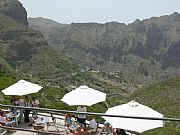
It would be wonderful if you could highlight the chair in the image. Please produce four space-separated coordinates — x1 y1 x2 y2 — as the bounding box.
0 127 6 135
47 117 59 133
14 112 20 127
32 124 45 135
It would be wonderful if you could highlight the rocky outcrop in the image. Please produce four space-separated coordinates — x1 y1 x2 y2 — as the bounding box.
0 14 47 66
0 0 49 70
0 0 28 26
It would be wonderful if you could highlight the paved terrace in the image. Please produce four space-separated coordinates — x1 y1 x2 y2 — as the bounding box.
2 113 67 135
1 112 135 135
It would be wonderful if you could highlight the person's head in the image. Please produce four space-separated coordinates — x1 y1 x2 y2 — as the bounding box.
15 96 18 101
32 115 38 120
12 96 16 100
77 126 82 132
0 111 5 116
0 111 3 116
104 121 110 127
32 97 35 101
80 105 84 108
87 115 93 121
116 128 120 134
66 112 71 117
0 109 3 116
24 96 29 101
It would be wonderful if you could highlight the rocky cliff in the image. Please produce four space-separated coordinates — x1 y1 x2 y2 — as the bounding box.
0 0 78 82
0 0 47 71
0 14 47 67
28 13 180 69
0 0 28 26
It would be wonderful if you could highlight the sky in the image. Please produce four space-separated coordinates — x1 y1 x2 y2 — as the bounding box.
19 0 180 24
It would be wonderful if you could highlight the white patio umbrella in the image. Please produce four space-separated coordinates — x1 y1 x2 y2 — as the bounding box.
61 85 106 106
103 100 164 133
2 80 43 96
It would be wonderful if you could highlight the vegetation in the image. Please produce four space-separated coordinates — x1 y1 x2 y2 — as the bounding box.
0 69 180 134
107 77 180 135
0 70 108 122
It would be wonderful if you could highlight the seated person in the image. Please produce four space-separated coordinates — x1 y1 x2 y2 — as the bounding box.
64 112 73 126
86 115 97 134
0 111 15 127
99 121 113 135
64 112 74 134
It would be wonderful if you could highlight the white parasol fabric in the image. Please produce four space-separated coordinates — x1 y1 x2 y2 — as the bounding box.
103 100 164 133
61 85 106 106
2 80 43 96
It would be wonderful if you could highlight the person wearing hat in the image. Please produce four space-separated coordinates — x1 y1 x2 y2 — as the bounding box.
99 121 113 135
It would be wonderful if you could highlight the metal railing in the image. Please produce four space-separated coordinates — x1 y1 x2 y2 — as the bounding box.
1 104 180 122
0 104 180 134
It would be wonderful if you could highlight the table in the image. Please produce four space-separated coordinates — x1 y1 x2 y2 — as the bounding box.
34 117 49 125
34 117 50 131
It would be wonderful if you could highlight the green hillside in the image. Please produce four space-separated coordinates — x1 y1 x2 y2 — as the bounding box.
112 77 180 135
0 70 108 123
1 68 179 134
127 77 180 118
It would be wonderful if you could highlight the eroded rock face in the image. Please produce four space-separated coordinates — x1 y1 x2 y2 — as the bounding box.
0 0 28 26
28 13 180 68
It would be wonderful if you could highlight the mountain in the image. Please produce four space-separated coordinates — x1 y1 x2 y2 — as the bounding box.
28 17 66 28
28 13 180 85
28 13 180 68
28 17 67 41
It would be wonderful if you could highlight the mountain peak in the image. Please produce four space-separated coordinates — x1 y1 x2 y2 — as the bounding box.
0 0 28 26
170 12 180 22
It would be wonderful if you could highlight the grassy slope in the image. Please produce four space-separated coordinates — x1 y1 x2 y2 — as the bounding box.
128 78 180 117
0 70 108 121
125 77 180 135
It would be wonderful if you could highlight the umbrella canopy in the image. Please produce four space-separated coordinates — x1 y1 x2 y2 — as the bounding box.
103 100 164 133
61 85 106 106
2 80 43 96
